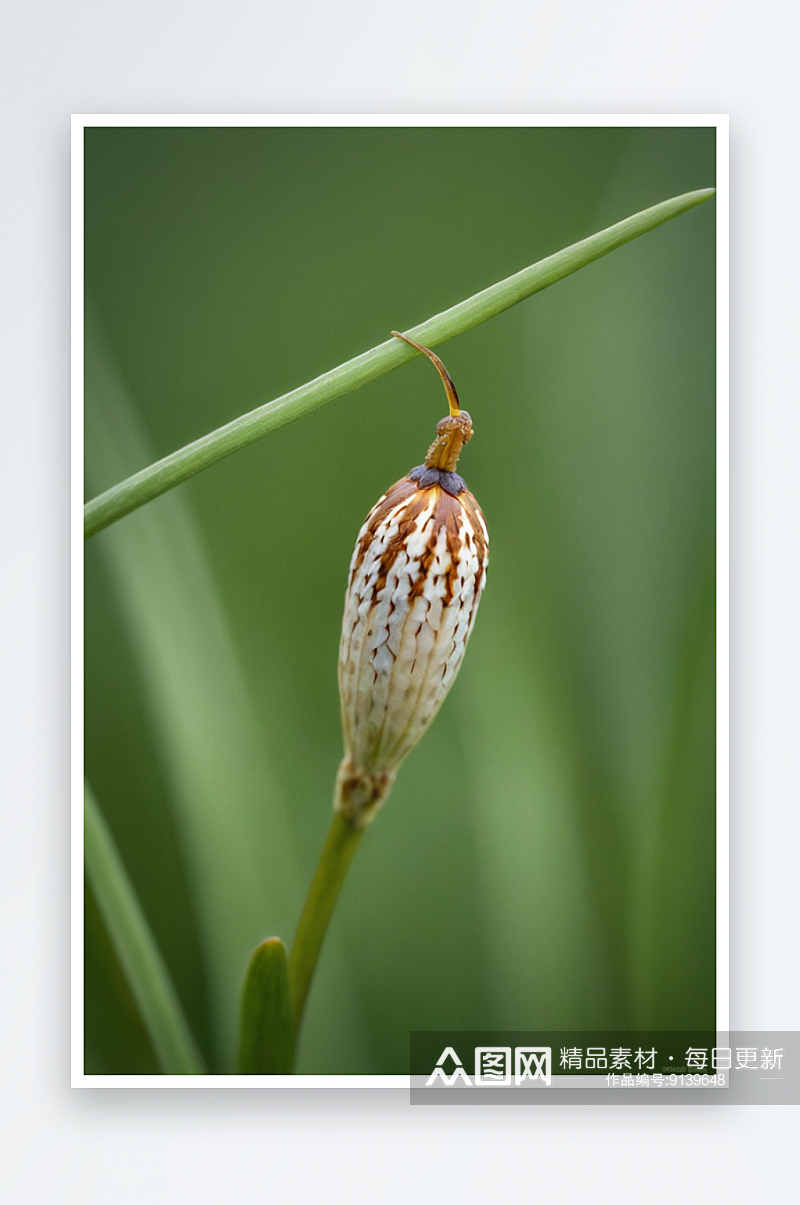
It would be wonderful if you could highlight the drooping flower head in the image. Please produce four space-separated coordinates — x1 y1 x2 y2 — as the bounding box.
336 332 489 828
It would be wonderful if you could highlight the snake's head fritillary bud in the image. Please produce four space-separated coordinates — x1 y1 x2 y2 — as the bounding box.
335 332 489 828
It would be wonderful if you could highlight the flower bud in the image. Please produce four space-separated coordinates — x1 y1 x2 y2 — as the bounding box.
335 334 489 828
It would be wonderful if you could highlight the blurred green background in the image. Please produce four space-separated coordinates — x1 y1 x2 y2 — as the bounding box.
83 125 716 1075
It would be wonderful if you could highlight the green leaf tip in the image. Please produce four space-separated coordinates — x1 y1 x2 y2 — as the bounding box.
84 781 207 1075
238 936 296 1074
84 186 715 539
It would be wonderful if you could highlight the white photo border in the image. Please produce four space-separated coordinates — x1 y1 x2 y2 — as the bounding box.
72 112 729 1087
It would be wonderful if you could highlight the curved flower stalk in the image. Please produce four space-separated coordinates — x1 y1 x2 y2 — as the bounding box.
288 333 488 1030
335 333 489 828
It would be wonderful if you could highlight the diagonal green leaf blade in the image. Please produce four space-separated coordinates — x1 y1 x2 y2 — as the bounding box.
84 780 206 1075
84 187 714 537
238 938 295 1074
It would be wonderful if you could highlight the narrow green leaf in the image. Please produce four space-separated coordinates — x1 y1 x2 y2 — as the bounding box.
84 187 714 537
84 781 207 1075
238 938 296 1073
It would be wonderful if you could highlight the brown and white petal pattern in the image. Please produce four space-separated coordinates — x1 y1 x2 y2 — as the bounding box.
335 471 488 827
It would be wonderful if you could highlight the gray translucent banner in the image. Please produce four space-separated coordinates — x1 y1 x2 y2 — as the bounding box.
410 1032 798 1106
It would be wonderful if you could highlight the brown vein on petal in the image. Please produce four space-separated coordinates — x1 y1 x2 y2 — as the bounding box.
381 595 433 766
459 490 489 635
442 495 466 606
366 488 433 768
373 491 431 601
348 477 418 587
409 538 437 601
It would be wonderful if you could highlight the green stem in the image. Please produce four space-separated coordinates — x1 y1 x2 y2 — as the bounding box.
288 812 364 1031
238 938 296 1074
84 187 714 539
84 781 207 1074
